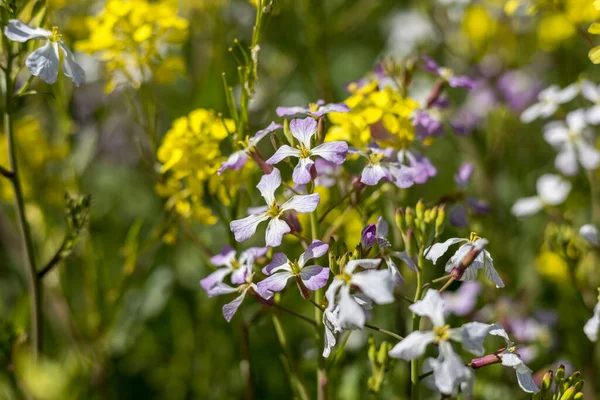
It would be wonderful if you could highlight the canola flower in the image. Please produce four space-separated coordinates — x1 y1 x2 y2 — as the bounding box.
76 0 188 92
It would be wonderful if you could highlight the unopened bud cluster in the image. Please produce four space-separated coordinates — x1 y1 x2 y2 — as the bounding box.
395 200 445 255
534 365 584 400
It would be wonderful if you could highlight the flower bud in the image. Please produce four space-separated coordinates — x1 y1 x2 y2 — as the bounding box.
435 204 446 237
395 208 406 234
541 370 553 395
405 208 415 229
415 199 425 221
368 338 376 364
283 118 294 145
574 393 583 399
559 386 577 400
316 117 325 144
377 342 390 366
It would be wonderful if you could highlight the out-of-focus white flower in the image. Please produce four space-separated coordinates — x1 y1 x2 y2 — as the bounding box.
580 224 599 246
520 84 578 123
511 174 571 217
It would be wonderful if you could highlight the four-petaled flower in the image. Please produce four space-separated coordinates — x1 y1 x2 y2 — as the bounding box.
389 290 499 395
426 232 504 288
266 118 348 184
352 145 416 188
218 122 282 174
520 84 578 123
276 100 350 117
325 258 394 329
4 19 84 86
511 174 571 217
200 246 267 292
230 168 319 247
257 240 330 299
543 110 600 176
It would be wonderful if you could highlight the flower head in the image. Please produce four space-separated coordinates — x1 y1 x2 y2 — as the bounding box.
266 118 348 184
257 240 330 298
520 84 578 123
276 100 350 117
230 168 320 247
352 145 416 188
511 174 571 217
4 20 84 86
200 246 267 292
426 233 504 288
205 273 271 322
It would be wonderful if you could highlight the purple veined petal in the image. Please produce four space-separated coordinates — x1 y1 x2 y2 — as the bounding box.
376 216 388 238
241 246 269 266
230 267 248 285
383 255 404 286
265 145 302 165
26 41 60 84
325 279 344 312
281 193 320 213
210 246 237 266
361 224 377 248
299 266 330 290
58 42 85 86
311 141 348 165
290 117 318 148
230 213 270 243
256 168 282 204
276 105 310 117
206 281 238 297
298 240 329 267
247 205 269 215
256 271 294 294
313 102 350 116
351 269 395 304
449 75 476 89
388 164 416 189
222 290 247 322
337 288 367 329
454 163 474 187
262 252 292 275
4 19 51 42
414 111 443 139
361 164 388 185
292 157 315 185
425 237 466 264
218 151 249 175
345 258 381 274
265 217 291 247
200 268 233 292
389 330 436 361
251 122 283 146
409 290 446 327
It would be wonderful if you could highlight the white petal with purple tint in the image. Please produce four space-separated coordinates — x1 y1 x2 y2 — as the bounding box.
425 238 466 264
222 291 247 322
361 164 387 185
311 141 348 164
299 266 330 290
200 268 232 292
351 269 394 304
292 157 315 185
389 330 435 360
298 240 329 267
257 271 294 294
290 117 318 148
4 19 51 42
218 151 249 174
263 252 291 275
26 41 60 84
281 193 320 213
230 213 269 243
256 168 282 204
410 290 446 327
265 217 291 247
265 145 301 165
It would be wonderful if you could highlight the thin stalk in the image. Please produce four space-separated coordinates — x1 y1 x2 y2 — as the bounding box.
4 45 42 356
318 187 356 223
271 303 317 327
438 277 455 294
410 249 425 399
364 324 404 342
272 314 310 400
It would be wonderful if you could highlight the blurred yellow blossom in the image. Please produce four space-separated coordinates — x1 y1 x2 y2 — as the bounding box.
76 0 189 92
156 109 236 225
462 6 497 48
537 14 576 50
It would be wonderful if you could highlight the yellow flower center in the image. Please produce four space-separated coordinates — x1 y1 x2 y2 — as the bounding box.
439 67 454 80
231 258 241 270
309 102 320 112
433 325 451 343
266 201 282 218
297 143 312 158
368 152 385 165
336 272 352 284
469 231 481 242
50 26 62 42
290 260 301 275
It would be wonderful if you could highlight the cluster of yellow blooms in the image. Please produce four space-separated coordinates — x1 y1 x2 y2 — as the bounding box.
327 81 419 149
589 0 600 63
76 0 188 92
156 109 241 226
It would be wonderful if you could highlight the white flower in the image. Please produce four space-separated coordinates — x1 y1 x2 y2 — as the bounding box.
584 292 600 342
4 20 84 86
543 110 600 176
580 79 600 124
580 224 599 246
520 84 578 123
324 259 394 330
388 290 499 395
511 174 571 217
489 326 540 393
425 234 504 288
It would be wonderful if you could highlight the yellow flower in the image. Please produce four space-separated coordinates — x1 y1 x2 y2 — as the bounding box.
76 0 189 92
156 109 234 225
462 6 497 48
537 14 576 50
589 23 600 64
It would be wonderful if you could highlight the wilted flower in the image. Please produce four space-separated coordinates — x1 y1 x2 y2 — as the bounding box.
200 246 267 291
520 84 578 123
389 290 499 395
257 240 330 299
266 118 348 184
4 20 84 86
511 174 571 217
276 100 350 117
543 110 600 176
218 122 282 174
426 232 504 288
325 258 394 329
206 274 271 322
230 168 319 247
422 56 476 89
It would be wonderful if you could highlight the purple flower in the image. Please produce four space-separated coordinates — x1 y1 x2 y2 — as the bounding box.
413 110 443 139
218 122 282 174
276 100 350 118
314 158 341 188
257 240 330 299
451 110 480 135
266 118 348 185
230 168 320 247
497 70 541 113
206 277 272 322
454 162 473 188
352 145 416 188
325 258 394 329
422 56 476 89
442 281 482 316
398 150 436 184
200 246 268 292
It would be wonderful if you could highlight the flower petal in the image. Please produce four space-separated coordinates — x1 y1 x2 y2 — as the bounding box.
311 141 348 165
256 271 294 294
409 289 446 327
25 41 59 84
337 288 366 329
351 269 395 304
555 145 579 176
576 140 600 170
210 246 236 266
299 265 330 290
251 122 283 146
59 42 85 86
537 174 571 205
584 299 600 341
388 330 435 360
222 291 247 322
263 252 291 275
580 224 599 246
455 322 496 356
256 168 282 204
276 105 310 117
361 164 388 185
298 240 329 267
206 281 238 297
218 151 249 174
511 196 543 217
4 19 50 42
515 363 539 393
345 258 382 274
433 342 472 395
425 238 466 264
200 268 232 292
230 213 269 243
292 157 315 185
290 117 318 148
265 145 301 165
265 217 291 247
281 193 320 213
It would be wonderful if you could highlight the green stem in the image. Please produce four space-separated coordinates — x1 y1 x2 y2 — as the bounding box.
318 187 356 223
4 46 42 356
410 249 425 399
272 314 310 400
